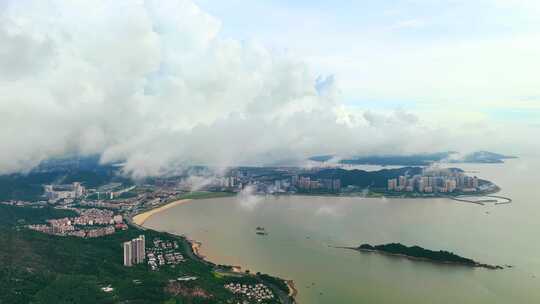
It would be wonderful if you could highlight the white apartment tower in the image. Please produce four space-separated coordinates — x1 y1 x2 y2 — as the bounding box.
137 235 145 263
123 235 145 267
123 241 133 267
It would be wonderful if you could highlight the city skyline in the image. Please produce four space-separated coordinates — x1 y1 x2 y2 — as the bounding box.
387 169 481 194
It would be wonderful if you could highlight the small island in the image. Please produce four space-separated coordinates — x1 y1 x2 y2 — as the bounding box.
345 243 504 270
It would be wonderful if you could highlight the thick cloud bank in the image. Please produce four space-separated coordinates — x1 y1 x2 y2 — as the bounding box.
1 0 451 177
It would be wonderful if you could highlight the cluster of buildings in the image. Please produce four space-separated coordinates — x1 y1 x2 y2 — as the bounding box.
238 175 341 194
170 166 345 195
79 186 185 215
72 208 124 226
123 235 146 267
387 170 480 193
180 173 343 195
28 221 116 238
79 200 129 210
147 238 185 271
224 283 275 302
95 185 136 200
27 208 125 238
44 182 85 203
175 175 240 192
217 176 237 189
296 176 341 192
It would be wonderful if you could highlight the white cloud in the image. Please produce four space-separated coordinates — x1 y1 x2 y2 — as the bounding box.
236 185 263 211
0 0 535 177
391 18 426 30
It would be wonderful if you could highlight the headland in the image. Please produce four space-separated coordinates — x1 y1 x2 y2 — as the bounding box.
339 243 507 270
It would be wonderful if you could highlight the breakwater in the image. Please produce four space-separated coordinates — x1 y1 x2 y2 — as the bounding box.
449 195 512 205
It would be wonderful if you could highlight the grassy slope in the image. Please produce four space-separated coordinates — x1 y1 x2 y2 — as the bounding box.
176 192 236 200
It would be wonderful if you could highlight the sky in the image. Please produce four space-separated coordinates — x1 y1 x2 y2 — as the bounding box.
0 0 539 177
196 0 540 110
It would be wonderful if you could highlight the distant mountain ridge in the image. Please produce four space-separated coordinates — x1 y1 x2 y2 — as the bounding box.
458 151 517 163
309 151 517 166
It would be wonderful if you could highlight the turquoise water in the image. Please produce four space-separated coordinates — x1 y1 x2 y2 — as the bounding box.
145 159 540 303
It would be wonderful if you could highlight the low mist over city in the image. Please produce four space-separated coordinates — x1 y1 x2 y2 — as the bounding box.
1 1 539 304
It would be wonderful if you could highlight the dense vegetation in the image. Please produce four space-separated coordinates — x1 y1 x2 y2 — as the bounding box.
357 243 476 265
0 204 77 227
175 191 236 200
0 205 291 304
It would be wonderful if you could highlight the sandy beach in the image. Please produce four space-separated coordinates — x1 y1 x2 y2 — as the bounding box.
132 199 192 226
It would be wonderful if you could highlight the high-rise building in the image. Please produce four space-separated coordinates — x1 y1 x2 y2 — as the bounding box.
427 176 435 187
72 182 85 198
291 175 299 186
137 235 145 263
132 237 145 264
398 176 407 189
123 235 145 267
387 179 397 191
458 175 466 188
472 176 479 189
332 179 341 192
418 178 425 192
131 238 139 263
123 241 133 267
298 177 311 190
274 179 282 190
446 179 457 192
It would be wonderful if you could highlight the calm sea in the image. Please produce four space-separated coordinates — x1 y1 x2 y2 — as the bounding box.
144 158 540 304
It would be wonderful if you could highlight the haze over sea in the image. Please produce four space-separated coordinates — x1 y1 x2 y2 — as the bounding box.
145 158 539 304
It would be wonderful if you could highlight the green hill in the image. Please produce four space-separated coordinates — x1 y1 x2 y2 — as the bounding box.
0 205 292 304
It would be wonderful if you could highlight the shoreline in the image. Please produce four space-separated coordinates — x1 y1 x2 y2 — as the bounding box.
286 280 298 298
185 233 299 294
132 199 192 226
186 238 210 262
132 190 507 302
260 192 505 204
133 197 298 303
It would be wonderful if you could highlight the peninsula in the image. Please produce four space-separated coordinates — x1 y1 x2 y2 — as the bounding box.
344 243 504 270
